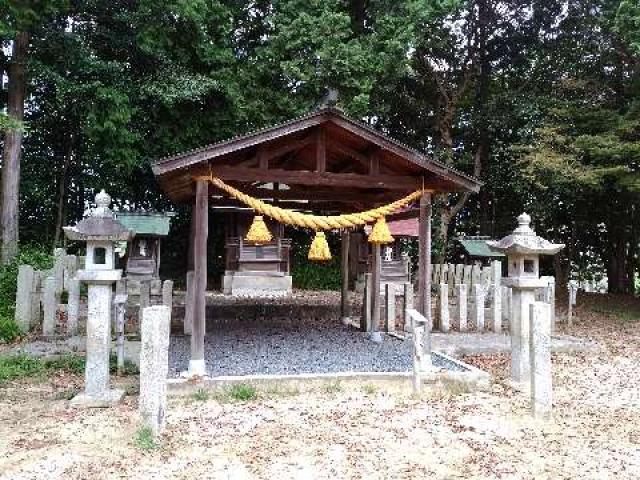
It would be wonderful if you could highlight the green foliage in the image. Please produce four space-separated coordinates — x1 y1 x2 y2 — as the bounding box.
191 387 210 402
0 245 53 342
134 426 160 451
228 383 257 401
0 353 85 385
290 230 341 290
109 354 139 375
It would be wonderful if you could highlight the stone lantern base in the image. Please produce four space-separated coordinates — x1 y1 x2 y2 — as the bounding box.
70 389 125 408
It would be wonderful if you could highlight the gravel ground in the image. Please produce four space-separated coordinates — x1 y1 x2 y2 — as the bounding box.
168 322 463 376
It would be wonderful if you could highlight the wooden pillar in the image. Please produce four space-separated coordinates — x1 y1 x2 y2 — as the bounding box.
189 179 208 376
418 192 433 334
370 243 382 342
340 229 351 324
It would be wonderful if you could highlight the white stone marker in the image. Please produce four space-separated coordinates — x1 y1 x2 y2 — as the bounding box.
529 301 552 419
491 284 502 332
403 283 414 332
457 284 468 332
139 305 171 437
385 283 396 332
53 248 66 296
162 280 174 309
42 276 57 336
114 293 128 376
139 280 151 319
67 278 80 336
567 281 577 326
184 270 195 335
473 284 485 331
15 265 35 333
439 283 450 332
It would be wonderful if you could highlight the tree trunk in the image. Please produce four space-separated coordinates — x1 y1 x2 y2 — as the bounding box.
53 135 72 249
1 32 29 264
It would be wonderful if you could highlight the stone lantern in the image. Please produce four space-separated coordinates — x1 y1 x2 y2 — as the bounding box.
487 213 564 385
64 190 133 407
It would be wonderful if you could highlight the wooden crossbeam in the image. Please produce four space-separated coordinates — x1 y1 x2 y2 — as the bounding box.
196 166 421 191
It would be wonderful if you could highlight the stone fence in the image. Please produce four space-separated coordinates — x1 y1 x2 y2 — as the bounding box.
15 248 174 336
365 260 557 334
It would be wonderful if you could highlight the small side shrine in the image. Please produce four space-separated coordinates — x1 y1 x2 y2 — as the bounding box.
114 211 175 280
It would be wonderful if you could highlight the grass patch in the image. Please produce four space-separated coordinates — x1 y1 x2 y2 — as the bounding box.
362 383 377 395
323 380 343 394
262 385 301 398
109 355 139 375
134 426 160 451
0 353 86 385
191 387 210 402
228 383 257 401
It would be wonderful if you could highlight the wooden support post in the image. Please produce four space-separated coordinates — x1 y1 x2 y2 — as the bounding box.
188 179 208 377
418 192 432 328
340 229 351 325
370 244 382 342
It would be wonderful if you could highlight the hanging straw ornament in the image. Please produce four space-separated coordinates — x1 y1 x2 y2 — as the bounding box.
368 216 394 245
308 231 332 261
245 215 273 244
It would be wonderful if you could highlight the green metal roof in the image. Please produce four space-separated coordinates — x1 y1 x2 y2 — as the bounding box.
115 212 174 236
458 237 505 258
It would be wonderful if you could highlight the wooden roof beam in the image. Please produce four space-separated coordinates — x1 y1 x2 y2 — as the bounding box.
197 165 423 191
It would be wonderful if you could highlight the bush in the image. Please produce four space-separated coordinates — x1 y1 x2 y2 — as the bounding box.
0 353 85 385
0 245 53 343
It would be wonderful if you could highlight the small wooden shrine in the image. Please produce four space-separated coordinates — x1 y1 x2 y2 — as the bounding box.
115 211 175 280
152 104 481 376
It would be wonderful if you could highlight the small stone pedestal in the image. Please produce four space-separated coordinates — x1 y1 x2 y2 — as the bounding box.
71 270 125 408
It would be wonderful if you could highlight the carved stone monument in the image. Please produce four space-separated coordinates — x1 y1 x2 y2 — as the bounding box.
64 190 133 407
488 213 564 387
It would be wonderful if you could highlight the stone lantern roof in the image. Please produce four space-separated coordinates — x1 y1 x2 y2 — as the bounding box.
63 190 133 242
487 213 564 256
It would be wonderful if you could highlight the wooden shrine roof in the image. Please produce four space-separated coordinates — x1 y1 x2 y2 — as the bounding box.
151 106 481 211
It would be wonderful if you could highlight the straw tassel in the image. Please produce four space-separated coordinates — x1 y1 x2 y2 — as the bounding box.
308 232 332 261
368 217 394 245
245 215 273 244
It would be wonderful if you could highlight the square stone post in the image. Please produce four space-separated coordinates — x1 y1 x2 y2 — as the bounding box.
42 276 57 336
473 284 485 331
15 265 35 333
139 280 150 320
491 284 502 332
162 280 174 310
457 284 468 332
530 301 552 419
403 283 414 332
67 278 80 336
385 283 396 332
511 289 536 384
439 283 450 332
370 243 382 343
114 293 128 376
139 305 171 436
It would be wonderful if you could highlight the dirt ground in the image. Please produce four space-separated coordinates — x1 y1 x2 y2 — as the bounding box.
1 293 639 479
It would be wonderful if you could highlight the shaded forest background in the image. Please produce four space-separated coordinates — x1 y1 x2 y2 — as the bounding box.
1 0 639 293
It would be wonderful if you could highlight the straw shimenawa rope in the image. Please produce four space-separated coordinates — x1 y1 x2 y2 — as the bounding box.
197 174 426 230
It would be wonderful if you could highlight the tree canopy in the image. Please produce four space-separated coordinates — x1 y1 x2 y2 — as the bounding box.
1 0 638 292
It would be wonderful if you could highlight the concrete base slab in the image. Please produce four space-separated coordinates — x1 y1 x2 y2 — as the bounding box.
223 273 292 297
70 389 125 408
